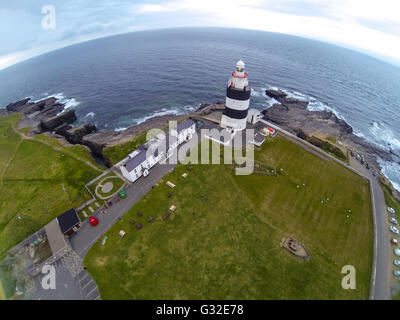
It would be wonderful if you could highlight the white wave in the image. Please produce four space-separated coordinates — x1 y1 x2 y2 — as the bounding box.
265 97 279 107
369 121 400 151
34 92 80 114
85 112 95 118
135 109 179 125
353 129 366 139
135 104 200 125
251 88 261 97
377 158 400 192
114 127 128 132
264 84 346 121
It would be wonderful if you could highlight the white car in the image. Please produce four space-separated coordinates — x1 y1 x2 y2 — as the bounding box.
394 260 400 267
388 207 396 214
389 217 399 225
395 248 400 257
390 226 399 234
391 238 399 245
394 270 400 277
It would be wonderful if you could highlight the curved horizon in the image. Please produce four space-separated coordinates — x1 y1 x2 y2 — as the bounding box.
1 0 400 70
1 26 400 73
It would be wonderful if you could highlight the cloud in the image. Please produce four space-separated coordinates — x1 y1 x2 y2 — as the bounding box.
133 0 400 65
1 0 400 70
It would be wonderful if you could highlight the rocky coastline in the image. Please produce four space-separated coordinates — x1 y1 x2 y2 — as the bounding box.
1 93 399 199
1 97 188 166
263 88 400 199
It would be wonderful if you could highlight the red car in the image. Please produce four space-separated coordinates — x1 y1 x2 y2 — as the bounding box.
89 216 99 226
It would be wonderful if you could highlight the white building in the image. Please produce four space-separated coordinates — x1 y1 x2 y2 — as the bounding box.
220 60 251 131
247 108 262 124
120 119 196 183
174 119 196 144
120 148 159 183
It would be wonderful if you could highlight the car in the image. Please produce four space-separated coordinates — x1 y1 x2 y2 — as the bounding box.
390 226 399 234
394 270 400 277
372 171 377 177
395 248 400 257
366 163 370 170
390 217 398 225
394 260 400 266
388 207 396 214
391 238 399 245
356 154 361 160
360 159 365 164
350 151 354 157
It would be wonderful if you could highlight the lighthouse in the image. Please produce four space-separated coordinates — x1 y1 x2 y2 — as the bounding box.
220 60 251 131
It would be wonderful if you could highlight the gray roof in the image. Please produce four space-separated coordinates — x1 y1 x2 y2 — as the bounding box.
177 119 195 133
45 219 68 255
57 209 80 234
254 133 266 143
125 150 147 172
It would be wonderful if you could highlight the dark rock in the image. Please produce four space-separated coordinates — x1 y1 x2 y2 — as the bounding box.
54 123 72 136
23 101 46 115
264 90 352 137
5 98 31 112
63 123 97 144
294 128 307 140
81 130 110 155
265 89 309 109
265 89 287 100
39 109 77 132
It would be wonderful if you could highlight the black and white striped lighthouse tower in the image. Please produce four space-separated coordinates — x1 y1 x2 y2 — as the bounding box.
220 60 251 131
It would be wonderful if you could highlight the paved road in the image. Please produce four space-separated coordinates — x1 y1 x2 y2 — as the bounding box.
31 253 100 300
260 118 391 300
350 157 391 300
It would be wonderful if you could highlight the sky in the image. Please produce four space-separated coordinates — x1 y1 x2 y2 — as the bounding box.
1 0 400 70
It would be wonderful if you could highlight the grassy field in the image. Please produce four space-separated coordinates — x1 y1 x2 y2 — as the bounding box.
0 114 101 258
381 182 400 216
85 136 373 299
103 132 147 165
306 136 347 162
96 176 125 198
0 281 5 300
33 133 105 171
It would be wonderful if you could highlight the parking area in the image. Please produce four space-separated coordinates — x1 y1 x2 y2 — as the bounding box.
30 251 99 300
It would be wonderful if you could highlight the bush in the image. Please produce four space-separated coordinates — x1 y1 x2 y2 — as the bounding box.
306 136 347 161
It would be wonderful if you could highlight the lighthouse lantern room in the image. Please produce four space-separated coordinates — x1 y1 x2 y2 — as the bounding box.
220 60 251 131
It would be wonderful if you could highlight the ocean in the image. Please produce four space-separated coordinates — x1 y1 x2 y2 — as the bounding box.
0 27 399 190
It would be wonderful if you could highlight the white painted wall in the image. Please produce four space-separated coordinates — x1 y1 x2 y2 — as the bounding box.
120 123 196 183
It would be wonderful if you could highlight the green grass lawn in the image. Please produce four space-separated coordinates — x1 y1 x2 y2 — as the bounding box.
85 136 373 299
33 133 105 171
0 280 5 300
103 132 147 165
0 114 101 258
381 182 400 216
96 176 125 198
